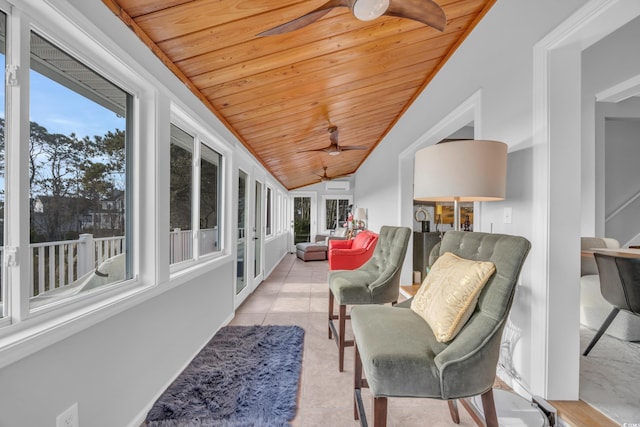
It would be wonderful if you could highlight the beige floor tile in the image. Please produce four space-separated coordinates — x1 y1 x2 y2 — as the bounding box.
235 295 275 313
227 313 265 326
271 296 310 312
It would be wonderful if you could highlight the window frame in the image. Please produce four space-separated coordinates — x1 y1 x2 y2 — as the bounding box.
169 108 227 275
265 186 273 237
320 195 353 234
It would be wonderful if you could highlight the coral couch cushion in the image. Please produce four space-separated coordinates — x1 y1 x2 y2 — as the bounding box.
328 230 379 270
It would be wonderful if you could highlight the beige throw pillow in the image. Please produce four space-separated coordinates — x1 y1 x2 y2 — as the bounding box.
411 252 496 342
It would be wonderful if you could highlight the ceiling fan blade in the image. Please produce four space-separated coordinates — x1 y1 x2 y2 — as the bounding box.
386 0 447 32
257 0 348 37
339 145 368 151
297 147 328 154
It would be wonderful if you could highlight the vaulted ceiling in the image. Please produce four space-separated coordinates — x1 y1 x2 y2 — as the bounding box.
102 0 495 189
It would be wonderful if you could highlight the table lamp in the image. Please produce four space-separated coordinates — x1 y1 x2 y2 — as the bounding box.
414 140 507 231
354 207 367 229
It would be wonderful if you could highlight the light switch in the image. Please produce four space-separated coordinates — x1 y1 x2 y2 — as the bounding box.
503 207 512 224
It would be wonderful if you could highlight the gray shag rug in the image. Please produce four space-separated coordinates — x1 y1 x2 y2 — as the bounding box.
145 325 305 427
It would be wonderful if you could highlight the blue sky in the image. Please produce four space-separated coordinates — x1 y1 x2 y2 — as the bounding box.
29 70 125 139
0 53 123 139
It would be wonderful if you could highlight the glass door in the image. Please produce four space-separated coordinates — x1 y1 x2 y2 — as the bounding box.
253 180 263 286
291 193 316 252
236 169 248 297
294 196 311 245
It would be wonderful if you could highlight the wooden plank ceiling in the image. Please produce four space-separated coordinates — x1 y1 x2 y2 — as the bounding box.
102 0 495 190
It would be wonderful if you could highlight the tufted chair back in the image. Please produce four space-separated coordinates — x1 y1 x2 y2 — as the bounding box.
359 226 412 303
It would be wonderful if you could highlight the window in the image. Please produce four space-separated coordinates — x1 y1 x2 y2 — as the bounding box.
169 124 222 265
28 31 132 310
324 197 352 231
199 143 221 256
266 187 272 236
169 125 193 264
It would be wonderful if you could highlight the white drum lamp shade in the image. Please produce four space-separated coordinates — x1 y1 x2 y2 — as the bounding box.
414 140 507 230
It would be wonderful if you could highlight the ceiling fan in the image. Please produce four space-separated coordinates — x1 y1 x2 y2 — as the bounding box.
314 166 351 181
299 125 368 156
258 0 446 37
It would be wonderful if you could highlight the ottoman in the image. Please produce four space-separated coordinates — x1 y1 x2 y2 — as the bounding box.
296 241 327 261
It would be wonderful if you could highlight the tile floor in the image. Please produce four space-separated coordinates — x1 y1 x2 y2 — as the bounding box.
229 253 478 427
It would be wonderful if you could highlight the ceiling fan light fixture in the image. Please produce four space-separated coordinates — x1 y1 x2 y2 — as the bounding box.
352 0 390 21
328 150 341 156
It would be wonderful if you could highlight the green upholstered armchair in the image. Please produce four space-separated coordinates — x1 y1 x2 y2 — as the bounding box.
351 231 530 427
328 225 411 372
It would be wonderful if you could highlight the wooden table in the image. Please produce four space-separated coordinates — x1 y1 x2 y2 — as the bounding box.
581 248 640 259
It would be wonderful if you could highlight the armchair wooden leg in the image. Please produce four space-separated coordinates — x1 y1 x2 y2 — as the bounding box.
373 397 388 427
354 343 362 420
328 290 335 339
339 304 347 372
480 389 499 427
447 400 460 424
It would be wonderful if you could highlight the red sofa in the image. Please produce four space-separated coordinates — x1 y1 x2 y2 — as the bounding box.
328 230 379 270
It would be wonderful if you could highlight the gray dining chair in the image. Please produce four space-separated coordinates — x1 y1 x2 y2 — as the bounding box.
582 251 640 356
351 231 530 427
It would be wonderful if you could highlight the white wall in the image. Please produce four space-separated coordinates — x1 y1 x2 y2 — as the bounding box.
603 116 640 244
0 262 234 427
582 15 640 238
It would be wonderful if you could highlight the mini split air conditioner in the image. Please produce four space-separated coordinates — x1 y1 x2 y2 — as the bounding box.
325 181 350 191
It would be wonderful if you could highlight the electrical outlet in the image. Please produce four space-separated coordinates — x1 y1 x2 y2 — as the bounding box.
56 403 78 427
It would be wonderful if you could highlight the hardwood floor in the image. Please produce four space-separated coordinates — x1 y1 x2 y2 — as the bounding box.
550 400 619 427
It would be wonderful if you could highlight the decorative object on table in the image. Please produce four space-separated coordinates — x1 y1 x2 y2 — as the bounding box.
414 140 508 231
463 214 471 231
145 325 304 426
414 206 431 232
354 207 367 229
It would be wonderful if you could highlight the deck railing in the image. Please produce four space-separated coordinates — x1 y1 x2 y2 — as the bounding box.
0 227 219 303
30 234 125 297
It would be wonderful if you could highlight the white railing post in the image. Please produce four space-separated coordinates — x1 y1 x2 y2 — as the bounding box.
172 228 182 264
78 233 95 277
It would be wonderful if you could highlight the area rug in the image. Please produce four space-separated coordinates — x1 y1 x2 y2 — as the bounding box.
145 325 305 427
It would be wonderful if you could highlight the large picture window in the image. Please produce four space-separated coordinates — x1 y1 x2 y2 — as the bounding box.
28 31 132 309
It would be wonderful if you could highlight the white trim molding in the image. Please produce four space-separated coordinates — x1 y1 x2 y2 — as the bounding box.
531 0 640 399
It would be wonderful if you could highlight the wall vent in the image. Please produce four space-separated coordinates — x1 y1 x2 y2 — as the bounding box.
325 181 350 191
